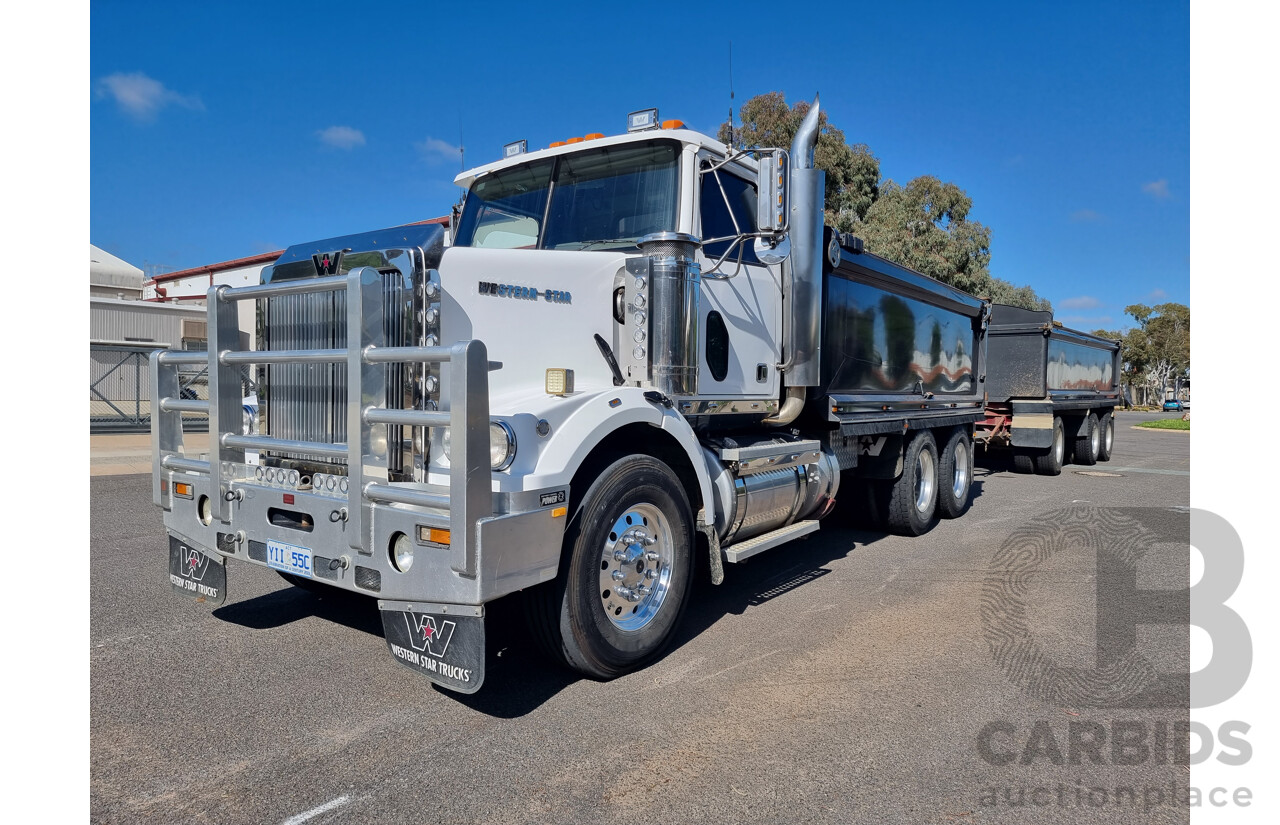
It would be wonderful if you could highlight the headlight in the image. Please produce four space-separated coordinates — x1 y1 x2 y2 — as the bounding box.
390 532 414 573
439 422 517 471
489 421 516 471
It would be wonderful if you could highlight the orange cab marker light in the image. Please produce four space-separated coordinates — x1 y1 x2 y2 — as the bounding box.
566 136 584 144
551 506 568 519
174 482 194 499
549 141 566 148
584 133 604 140
661 119 684 129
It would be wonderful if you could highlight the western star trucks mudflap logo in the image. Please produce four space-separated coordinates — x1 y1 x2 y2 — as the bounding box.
380 605 485 694
167 535 226 605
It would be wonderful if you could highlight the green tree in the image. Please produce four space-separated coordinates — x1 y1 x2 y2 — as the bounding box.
1123 303 1190 404
718 92 880 229
722 92 1050 311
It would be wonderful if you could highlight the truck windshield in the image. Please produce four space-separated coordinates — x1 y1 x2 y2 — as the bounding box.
454 140 679 252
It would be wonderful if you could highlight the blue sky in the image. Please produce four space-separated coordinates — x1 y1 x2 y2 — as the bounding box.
91 1 1188 331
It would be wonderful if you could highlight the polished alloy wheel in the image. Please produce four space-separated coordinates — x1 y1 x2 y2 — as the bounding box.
951 439 970 500
914 449 937 514
598 503 673 631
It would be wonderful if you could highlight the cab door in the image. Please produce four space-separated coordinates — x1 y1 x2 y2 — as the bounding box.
693 152 783 401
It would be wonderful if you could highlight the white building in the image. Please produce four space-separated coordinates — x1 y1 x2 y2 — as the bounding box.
90 243 144 300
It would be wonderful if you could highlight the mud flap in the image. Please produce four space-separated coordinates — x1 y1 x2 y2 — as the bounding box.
379 601 485 694
168 535 227 605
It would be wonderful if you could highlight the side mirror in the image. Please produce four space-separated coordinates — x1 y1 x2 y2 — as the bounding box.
755 149 790 264
755 150 789 233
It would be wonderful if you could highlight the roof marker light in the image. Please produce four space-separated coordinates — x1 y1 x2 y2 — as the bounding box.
549 141 566 148
584 133 604 140
503 139 527 158
566 136 584 144
661 119 684 129
627 108 659 132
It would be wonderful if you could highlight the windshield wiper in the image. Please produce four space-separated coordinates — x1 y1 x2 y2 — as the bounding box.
564 238 637 251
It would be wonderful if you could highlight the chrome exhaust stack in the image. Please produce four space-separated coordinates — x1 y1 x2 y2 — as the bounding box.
765 95 824 425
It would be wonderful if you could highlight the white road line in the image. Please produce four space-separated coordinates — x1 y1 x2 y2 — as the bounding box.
280 795 351 825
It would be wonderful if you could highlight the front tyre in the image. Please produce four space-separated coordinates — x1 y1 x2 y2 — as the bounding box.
534 455 694 680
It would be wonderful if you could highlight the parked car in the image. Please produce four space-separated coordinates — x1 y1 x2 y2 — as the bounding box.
1163 399 1186 412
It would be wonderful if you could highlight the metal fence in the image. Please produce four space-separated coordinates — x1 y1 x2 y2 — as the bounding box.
91 344 211 432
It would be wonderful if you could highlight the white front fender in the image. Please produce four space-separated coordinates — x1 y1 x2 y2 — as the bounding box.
522 387 714 528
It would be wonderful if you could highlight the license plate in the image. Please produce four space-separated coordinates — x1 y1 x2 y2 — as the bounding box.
266 539 313 578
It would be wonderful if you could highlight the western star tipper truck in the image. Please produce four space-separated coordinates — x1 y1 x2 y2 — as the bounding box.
975 304 1121 474
152 98 992 692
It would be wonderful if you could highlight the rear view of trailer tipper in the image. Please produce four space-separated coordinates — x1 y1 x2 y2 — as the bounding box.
976 304 1121 474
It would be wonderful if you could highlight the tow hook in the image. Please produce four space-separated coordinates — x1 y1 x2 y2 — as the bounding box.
329 507 349 524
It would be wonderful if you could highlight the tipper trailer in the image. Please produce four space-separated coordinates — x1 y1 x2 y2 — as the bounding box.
152 97 991 692
975 304 1122 474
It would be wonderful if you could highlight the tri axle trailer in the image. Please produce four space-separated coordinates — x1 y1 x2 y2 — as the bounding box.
975 304 1122 474
152 97 991 692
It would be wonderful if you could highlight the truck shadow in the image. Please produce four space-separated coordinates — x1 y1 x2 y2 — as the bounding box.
460 521 900 718
210 501 979 719
213 586 384 637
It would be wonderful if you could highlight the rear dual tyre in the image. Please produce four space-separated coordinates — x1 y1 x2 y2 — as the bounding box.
936 428 974 519
1096 411 1115 462
1014 416 1065 476
880 431 940 536
1072 412 1101 466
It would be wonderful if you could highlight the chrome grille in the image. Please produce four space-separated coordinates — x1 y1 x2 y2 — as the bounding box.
260 270 419 475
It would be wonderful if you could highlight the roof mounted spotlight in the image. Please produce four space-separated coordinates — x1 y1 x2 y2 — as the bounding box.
626 108 659 132
502 140 527 159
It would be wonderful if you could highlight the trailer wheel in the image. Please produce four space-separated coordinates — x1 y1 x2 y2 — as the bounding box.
882 431 939 536
937 428 974 519
528 455 694 680
1073 412 1101 466
1012 451 1035 474
1096 411 1115 462
1032 417 1066 476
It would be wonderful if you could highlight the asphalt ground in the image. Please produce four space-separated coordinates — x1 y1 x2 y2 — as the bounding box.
91 411 1193 824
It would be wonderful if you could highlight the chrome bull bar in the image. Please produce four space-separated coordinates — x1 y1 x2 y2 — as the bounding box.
151 266 494 577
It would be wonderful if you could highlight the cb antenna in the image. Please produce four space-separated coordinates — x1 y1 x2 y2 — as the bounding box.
727 41 735 148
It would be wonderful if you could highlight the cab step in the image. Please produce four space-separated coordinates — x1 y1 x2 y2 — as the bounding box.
721 520 820 563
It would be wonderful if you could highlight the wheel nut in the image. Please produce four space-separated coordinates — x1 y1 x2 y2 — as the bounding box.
645 551 659 562
611 570 625 582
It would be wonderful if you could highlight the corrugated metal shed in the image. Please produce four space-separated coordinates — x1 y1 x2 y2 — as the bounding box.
90 297 207 348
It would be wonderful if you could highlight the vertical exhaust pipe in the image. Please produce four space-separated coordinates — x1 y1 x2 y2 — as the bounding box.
765 94 825 425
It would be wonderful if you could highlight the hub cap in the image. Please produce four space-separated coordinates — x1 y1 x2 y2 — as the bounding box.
1090 420 1101 455
1053 426 1064 465
599 503 673 631
951 440 970 500
1105 419 1114 453
914 449 937 513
